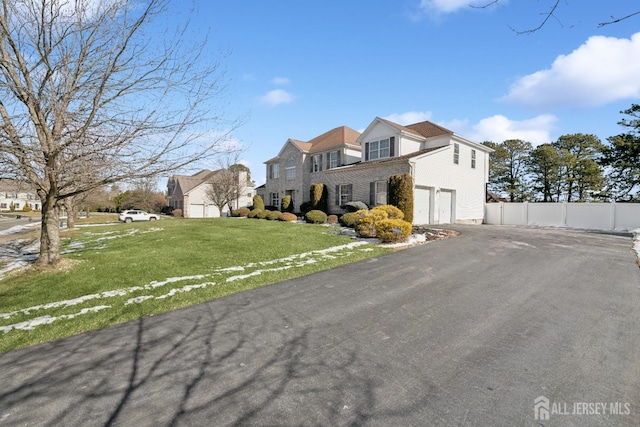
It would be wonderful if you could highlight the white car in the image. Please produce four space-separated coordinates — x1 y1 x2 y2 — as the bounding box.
118 210 160 223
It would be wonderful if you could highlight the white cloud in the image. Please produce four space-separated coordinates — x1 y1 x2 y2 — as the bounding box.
445 114 557 146
418 0 490 14
503 32 640 108
258 89 294 107
383 111 433 125
271 77 290 85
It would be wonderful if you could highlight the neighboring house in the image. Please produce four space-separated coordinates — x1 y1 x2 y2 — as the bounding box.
167 169 255 218
262 117 493 224
0 179 40 211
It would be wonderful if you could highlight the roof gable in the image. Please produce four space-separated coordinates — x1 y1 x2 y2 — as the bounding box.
358 117 454 143
308 126 361 153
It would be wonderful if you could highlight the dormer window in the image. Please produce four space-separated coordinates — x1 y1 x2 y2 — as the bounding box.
365 137 394 161
329 151 339 169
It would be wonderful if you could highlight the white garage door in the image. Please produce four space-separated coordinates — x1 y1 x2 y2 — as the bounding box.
189 204 205 218
438 191 453 224
414 187 431 225
207 205 220 218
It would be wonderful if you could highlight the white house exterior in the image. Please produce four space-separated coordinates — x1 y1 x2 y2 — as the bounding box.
167 169 255 218
0 179 39 212
262 117 492 224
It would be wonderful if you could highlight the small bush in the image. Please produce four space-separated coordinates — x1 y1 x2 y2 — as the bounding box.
232 207 250 217
22 205 32 212
372 204 404 220
339 212 358 228
299 201 313 215
305 209 327 224
247 208 263 218
256 209 269 219
375 219 412 243
354 209 388 238
172 209 183 217
252 195 265 210
343 201 368 212
266 210 282 220
279 212 298 222
327 214 338 224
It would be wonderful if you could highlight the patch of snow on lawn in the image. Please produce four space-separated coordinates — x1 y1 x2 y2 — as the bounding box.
1 305 111 333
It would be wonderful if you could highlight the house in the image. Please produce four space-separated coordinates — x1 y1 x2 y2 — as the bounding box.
0 179 40 211
261 117 492 224
167 169 255 218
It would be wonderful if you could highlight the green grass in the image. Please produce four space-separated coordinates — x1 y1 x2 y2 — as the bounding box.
0 218 392 352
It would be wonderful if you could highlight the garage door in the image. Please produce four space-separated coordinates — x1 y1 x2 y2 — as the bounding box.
189 204 205 218
414 187 431 225
438 191 453 224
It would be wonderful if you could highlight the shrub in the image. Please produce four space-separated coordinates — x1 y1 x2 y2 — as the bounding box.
256 209 269 219
343 201 368 212
309 183 328 212
172 209 183 217
252 195 265 210
354 209 388 238
305 209 327 224
232 207 250 217
22 205 32 212
247 208 263 218
375 219 412 243
266 210 282 220
264 205 279 211
279 212 298 222
339 212 358 228
299 201 313 215
281 195 293 213
327 214 338 224
372 204 404 220
388 174 414 223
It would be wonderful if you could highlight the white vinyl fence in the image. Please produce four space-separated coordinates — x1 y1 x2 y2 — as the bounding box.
484 202 640 231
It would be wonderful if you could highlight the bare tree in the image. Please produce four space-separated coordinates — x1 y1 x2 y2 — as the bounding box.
205 155 252 217
473 0 640 33
0 0 241 265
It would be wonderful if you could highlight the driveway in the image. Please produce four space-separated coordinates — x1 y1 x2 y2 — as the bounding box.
0 225 638 426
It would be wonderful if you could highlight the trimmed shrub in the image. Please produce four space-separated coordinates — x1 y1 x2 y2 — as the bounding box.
388 173 414 224
339 212 358 228
247 208 263 218
266 210 282 220
264 205 280 211
354 209 388 238
372 204 404 220
343 201 368 212
252 195 265 211
375 219 412 243
299 201 313 215
172 209 183 217
256 209 269 219
232 207 250 217
309 183 328 212
22 205 32 212
327 214 338 224
279 212 298 222
305 209 327 224
281 195 294 213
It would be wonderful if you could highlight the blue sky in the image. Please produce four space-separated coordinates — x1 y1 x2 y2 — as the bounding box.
183 1 640 185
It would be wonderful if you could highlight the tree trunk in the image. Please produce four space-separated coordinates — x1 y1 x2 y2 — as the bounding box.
64 198 76 230
37 194 61 266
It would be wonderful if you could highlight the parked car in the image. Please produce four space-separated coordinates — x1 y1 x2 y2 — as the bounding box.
118 210 160 223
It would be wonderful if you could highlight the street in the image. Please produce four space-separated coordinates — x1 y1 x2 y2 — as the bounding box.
0 225 638 426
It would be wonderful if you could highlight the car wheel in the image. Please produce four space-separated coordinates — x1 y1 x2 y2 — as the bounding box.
149 217 156 221
125 217 132 223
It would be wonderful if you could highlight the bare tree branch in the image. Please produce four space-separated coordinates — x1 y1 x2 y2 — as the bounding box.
598 10 640 27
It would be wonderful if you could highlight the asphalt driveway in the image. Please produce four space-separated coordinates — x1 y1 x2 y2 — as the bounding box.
0 225 638 426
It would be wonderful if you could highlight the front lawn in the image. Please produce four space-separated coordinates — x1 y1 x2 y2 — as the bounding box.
0 218 392 352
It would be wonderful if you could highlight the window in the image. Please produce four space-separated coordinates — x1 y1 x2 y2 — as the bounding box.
311 155 322 173
368 138 390 160
471 149 476 169
370 181 387 206
286 158 295 180
270 192 280 207
336 184 352 206
269 163 279 179
329 151 339 169
0 203 6 209
454 143 459 165
5 193 16 198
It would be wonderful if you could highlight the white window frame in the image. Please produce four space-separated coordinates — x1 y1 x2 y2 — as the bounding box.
312 155 321 173
339 184 351 206
270 192 280 207
270 163 279 179
374 181 387 206
368 138 390 161
471 149 476 169
329 151 339 169
286 158 295 180
454 143 460 165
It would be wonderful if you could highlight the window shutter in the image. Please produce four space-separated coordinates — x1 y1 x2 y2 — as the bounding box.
335 185 340 205
319 155 322 171
370 182 375 206
310 157 314 173
390 136 395 157
365 143 369 161
347 184 353 202
337 151 341 166
326 153 330 169
386 181 390 204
